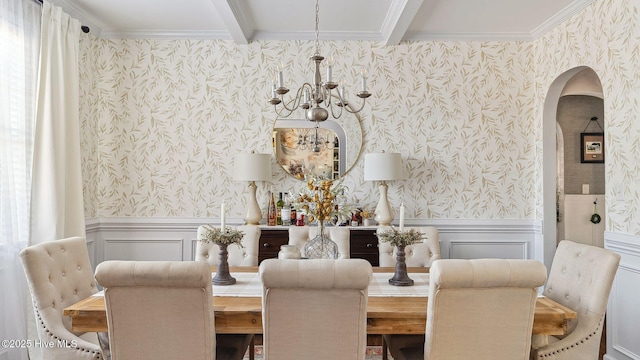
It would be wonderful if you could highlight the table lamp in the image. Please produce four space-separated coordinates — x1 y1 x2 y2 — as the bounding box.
363 152 403 226
233 151 272 225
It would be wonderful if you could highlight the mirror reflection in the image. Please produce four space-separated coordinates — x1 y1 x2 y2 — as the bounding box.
272 114 362 180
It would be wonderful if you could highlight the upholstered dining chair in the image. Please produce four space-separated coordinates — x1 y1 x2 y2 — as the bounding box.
288 225 350 259
20 237 107 360
377 226 441 267
195 224 258 359
195 224 260 266
530 240 620 360
260 258 372 360
388 258 547 360
94 260 252 360
378 226 440 358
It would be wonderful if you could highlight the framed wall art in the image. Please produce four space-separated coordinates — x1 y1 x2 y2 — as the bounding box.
581 132 604 163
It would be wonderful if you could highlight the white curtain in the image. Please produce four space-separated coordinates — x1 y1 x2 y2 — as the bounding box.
30 0 85 244
0 0 40 359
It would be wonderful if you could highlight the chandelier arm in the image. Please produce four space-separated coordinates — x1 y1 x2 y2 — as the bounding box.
327 96 344 119
278 84 312 114
342 98 368 114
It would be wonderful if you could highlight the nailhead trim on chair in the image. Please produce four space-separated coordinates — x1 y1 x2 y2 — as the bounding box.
34 304 102 359
536 316 603 358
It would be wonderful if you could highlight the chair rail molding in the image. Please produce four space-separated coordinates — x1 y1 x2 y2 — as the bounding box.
604 231 640 360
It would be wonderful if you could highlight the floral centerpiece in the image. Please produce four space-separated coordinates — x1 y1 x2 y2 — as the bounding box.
376 227 427 286
293 177 352 258
376 228 425 247
199 225 245 247
198 225 244 285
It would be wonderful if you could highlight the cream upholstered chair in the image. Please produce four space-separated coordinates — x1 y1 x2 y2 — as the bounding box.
20 237 106 360
378 226 440 358
196 225 260 266
389 258 547 360
95 261 253 360
288 225 350 259
530 240 620 360
378 226 440 267
195 225 257 359
260 258 372 360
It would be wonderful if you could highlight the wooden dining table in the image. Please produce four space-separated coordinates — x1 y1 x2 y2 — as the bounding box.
64 266 576 337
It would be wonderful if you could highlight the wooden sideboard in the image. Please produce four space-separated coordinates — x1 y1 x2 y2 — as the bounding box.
258 226 380 266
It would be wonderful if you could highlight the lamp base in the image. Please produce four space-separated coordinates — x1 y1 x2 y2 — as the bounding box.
243 181 262 225
374 181 393 226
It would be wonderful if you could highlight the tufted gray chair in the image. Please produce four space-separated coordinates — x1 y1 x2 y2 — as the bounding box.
196 225 260 266
288 225 350 259
377 226 440 267
20 237 106 360
530 240 620 360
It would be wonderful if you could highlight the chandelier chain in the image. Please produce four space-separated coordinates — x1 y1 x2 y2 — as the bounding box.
315 0 320 55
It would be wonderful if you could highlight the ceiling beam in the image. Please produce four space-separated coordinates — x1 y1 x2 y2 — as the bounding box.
381 0 424 45
210 0 253 44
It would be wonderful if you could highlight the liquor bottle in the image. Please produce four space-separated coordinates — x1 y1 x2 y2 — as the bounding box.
290 205 297 226
276 192 284 225
267 191 276 226
281 196 291 226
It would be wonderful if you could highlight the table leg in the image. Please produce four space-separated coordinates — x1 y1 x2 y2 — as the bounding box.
382 335 388 360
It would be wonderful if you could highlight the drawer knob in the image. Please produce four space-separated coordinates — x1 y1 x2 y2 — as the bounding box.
366 243 373 248
263 243 271 248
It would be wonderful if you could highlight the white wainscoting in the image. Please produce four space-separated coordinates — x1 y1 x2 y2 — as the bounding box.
604 232 640 360
86 217 542 264
84 217 636 360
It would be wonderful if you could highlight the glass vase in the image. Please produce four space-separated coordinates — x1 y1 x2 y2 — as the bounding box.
304 221 339 259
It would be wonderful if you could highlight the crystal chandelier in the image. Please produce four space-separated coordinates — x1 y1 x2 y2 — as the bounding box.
269 0 372 122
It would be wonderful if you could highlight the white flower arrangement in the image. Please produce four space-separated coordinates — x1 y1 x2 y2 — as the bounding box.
198 225 244 247
376 227 426 247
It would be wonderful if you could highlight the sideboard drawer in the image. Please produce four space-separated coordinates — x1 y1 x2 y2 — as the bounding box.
350 229 379 266
258 229 288 264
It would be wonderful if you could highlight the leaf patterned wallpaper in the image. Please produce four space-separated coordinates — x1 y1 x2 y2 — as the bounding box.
78 0 640 237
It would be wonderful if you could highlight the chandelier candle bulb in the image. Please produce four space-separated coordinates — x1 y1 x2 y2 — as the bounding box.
361 69 367 92
277 62 284 88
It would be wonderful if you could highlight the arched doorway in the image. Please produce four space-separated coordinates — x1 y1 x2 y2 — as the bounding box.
541 66 604 269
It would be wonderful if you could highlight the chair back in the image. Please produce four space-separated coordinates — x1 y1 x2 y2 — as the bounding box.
260 259 372 359
196 225 260 266
20 237 103 359
378 226 440 267
531 240 620 360
95 261 215 360
288 225 350 259
424 259 547 360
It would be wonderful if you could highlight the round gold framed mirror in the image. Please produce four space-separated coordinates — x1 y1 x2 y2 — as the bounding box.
272 112 362 180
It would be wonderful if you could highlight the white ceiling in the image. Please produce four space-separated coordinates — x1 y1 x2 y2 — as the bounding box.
52 0 594 44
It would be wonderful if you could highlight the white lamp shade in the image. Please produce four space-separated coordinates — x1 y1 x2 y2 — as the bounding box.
363 152 403 181
233 153 272 181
